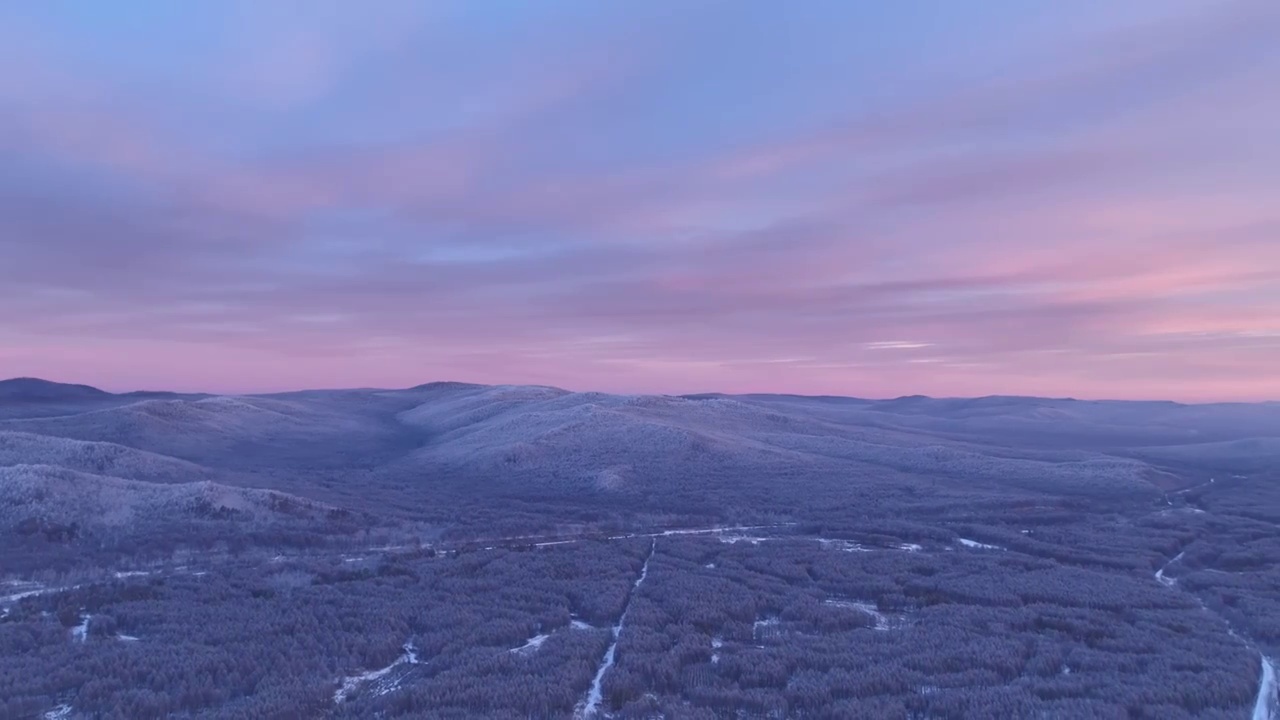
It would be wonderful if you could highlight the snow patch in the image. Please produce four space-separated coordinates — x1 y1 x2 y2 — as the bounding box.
825 600 892 631
570 619 593 631
753 617 782 641
1255 655 1277 720
534 539 579 548
43 705 72 720
510 633 551 655
717 535 767 545
2 582 81 615
818 538 924 553
333 642 422 704
71 614 90 643
608 524 790 541
957 538 1004 551
1 587 44 616
817 538 872 552
711 637 723 664
1156 551 1186 587
117 633 140 642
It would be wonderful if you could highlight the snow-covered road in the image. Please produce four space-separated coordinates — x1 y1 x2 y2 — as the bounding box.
1151 547 1275 719
577 540 655 719
1155 550 1185 587
1254 655 1277 720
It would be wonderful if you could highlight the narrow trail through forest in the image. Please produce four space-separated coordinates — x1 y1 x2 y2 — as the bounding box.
1152 537 1276 719
576 539 655 719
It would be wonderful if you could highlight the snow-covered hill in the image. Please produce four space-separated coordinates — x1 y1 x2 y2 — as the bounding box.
1 377 1276 517
390 385 1166 497
0 431 211 483
0 464 332 532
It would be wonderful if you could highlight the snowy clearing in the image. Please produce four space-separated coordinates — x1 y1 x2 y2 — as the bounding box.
607 524 792 541
957 538 1004 551
825 600 892 631
333 642 422 704
816 538 873 552
753 617 781 642
510 633 551 655
817 538 924 553
71 614 90 643
717 535 768 545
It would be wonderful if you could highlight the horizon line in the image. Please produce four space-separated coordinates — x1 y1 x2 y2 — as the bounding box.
2 376 1275 407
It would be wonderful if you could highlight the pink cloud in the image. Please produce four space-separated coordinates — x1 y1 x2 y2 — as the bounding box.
1 1 1277 400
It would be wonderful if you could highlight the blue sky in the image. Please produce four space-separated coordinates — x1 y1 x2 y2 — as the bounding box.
1 1 1277 399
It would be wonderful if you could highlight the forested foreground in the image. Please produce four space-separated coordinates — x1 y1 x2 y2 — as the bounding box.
3 512 1275 719
3 381 1279 717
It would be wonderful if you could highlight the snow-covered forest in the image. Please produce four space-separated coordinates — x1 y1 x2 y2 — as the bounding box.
1 378 1277 718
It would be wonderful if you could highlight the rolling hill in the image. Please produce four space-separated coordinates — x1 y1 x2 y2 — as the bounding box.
1 377 1276 525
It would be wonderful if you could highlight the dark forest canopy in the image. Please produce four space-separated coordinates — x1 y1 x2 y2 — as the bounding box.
1 381 1277 718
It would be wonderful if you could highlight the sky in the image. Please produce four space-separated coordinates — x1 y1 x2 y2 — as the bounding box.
1 1 1278 401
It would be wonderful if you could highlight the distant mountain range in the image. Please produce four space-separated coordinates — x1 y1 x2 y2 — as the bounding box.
4 376 1273 406
2 376 1278 543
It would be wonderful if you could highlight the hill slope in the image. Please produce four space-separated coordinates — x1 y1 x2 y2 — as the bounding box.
2 377 1276 521
0 464 335 534
0 431 212 483
0 378 108 402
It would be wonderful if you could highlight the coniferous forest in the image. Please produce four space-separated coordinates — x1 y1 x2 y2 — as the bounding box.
2 379 1278 718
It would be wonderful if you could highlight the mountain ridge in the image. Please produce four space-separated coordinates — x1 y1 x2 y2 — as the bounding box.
3 377 1274 407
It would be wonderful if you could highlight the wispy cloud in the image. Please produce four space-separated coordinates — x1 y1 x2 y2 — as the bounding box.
866 342 933 351
0 1 1276 400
